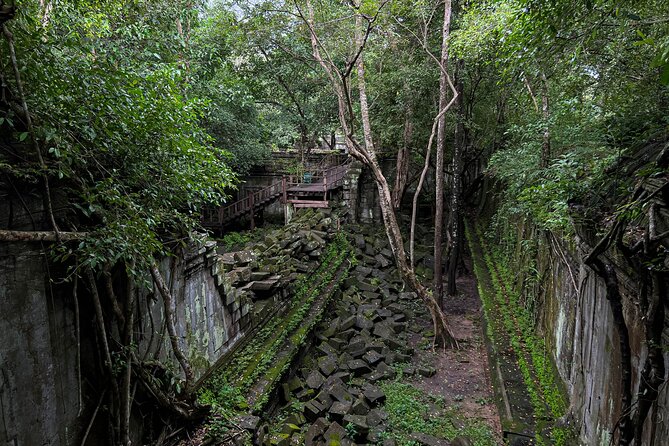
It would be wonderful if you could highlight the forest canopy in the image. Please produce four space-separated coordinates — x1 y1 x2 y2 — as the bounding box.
1 1 667 445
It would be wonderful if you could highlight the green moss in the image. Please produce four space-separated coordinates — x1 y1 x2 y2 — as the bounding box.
467 222 571 445
379 380 496 446
198 232 355 431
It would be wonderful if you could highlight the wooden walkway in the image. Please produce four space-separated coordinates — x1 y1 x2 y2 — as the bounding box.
202 162 350 229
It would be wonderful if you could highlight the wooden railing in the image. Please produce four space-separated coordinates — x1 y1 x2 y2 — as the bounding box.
287 162 350 189
202 180 284 227
202 161 351 228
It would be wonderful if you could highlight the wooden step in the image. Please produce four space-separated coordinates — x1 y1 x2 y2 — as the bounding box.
288 199 329 208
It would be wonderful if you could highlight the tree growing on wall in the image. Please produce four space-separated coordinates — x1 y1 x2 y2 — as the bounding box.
0 1 236 442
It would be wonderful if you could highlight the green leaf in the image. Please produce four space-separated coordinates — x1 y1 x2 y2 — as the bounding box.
19 132 29 142
660 65 669 86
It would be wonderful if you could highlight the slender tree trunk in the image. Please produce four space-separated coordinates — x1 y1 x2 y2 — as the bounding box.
86 269 120 442
302 0 457 347
447 60 465 296
540 72 551 168
0 229 85 241
120 267 135 446
3 24 60 239
150 261 194 396
392 104 413 210
410 107 448 266
434 0 453 305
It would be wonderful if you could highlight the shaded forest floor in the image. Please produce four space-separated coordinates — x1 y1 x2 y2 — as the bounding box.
411 270 502 439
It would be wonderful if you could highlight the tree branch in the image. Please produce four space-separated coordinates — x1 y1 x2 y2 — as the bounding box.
150 261 194 396
0 229 86 242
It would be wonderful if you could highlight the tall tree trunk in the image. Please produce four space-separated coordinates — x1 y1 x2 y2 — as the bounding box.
447 60 465 296
434 0 453 306
302 0 457 347
392 93 414 210
392 109 412 210
540 71 551 168
120 266 136 446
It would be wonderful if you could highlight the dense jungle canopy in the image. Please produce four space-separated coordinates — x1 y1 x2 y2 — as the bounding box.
1 0 667 267
0 0 668 445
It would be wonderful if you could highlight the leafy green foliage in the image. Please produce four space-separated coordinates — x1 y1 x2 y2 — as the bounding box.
379 380 497 446
489 97 620 231
1 1 239 272
219 231 253 251
451 0 668 233
467 224 572 445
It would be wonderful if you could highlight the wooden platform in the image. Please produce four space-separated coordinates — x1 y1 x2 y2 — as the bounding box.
288 200 330 208
202 162 350 229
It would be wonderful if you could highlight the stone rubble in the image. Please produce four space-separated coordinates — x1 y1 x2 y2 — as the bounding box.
244 227 435 446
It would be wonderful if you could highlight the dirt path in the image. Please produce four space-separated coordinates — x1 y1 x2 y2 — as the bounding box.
408 269 503 443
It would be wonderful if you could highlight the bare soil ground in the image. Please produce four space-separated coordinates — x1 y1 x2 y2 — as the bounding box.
408 268 503 443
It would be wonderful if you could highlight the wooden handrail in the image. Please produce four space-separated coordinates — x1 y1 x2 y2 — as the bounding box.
202 160 351 227
216 179 285 223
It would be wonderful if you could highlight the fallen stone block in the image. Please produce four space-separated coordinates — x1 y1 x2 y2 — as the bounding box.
237 415 260 432
304 400 324 421
234 250 256 265
321 317 340 338
410 432 450 446
363 350 384 366
356 280 378 293
355 234 366 249
305 417 328 446
346 337 366 353
306 370 325 390
375 254 391 268
328 383 354 403
340 315 357 331
365 342 384 354
362 384 386 406
251 271 271 281
285 412 306 426
348 359 372 376
373 323 394 340
317 342 338 357
377 308 393 319
355 315 374 331
315 391 334 410
342 414 369 436
351 397 370 416
327 337 346 351
339 328 357 341
249 278 280 291
287 376 304 392
296 388 315 401
323 423 347 445
366 408 386 427
417 366 437 378
398 292 417 301
329 400 353 419
318 356 338 377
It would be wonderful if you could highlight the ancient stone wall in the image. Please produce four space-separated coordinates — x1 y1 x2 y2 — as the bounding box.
0 242 81 446
0 207 340 445
512 224 669 445
138 210 340 382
